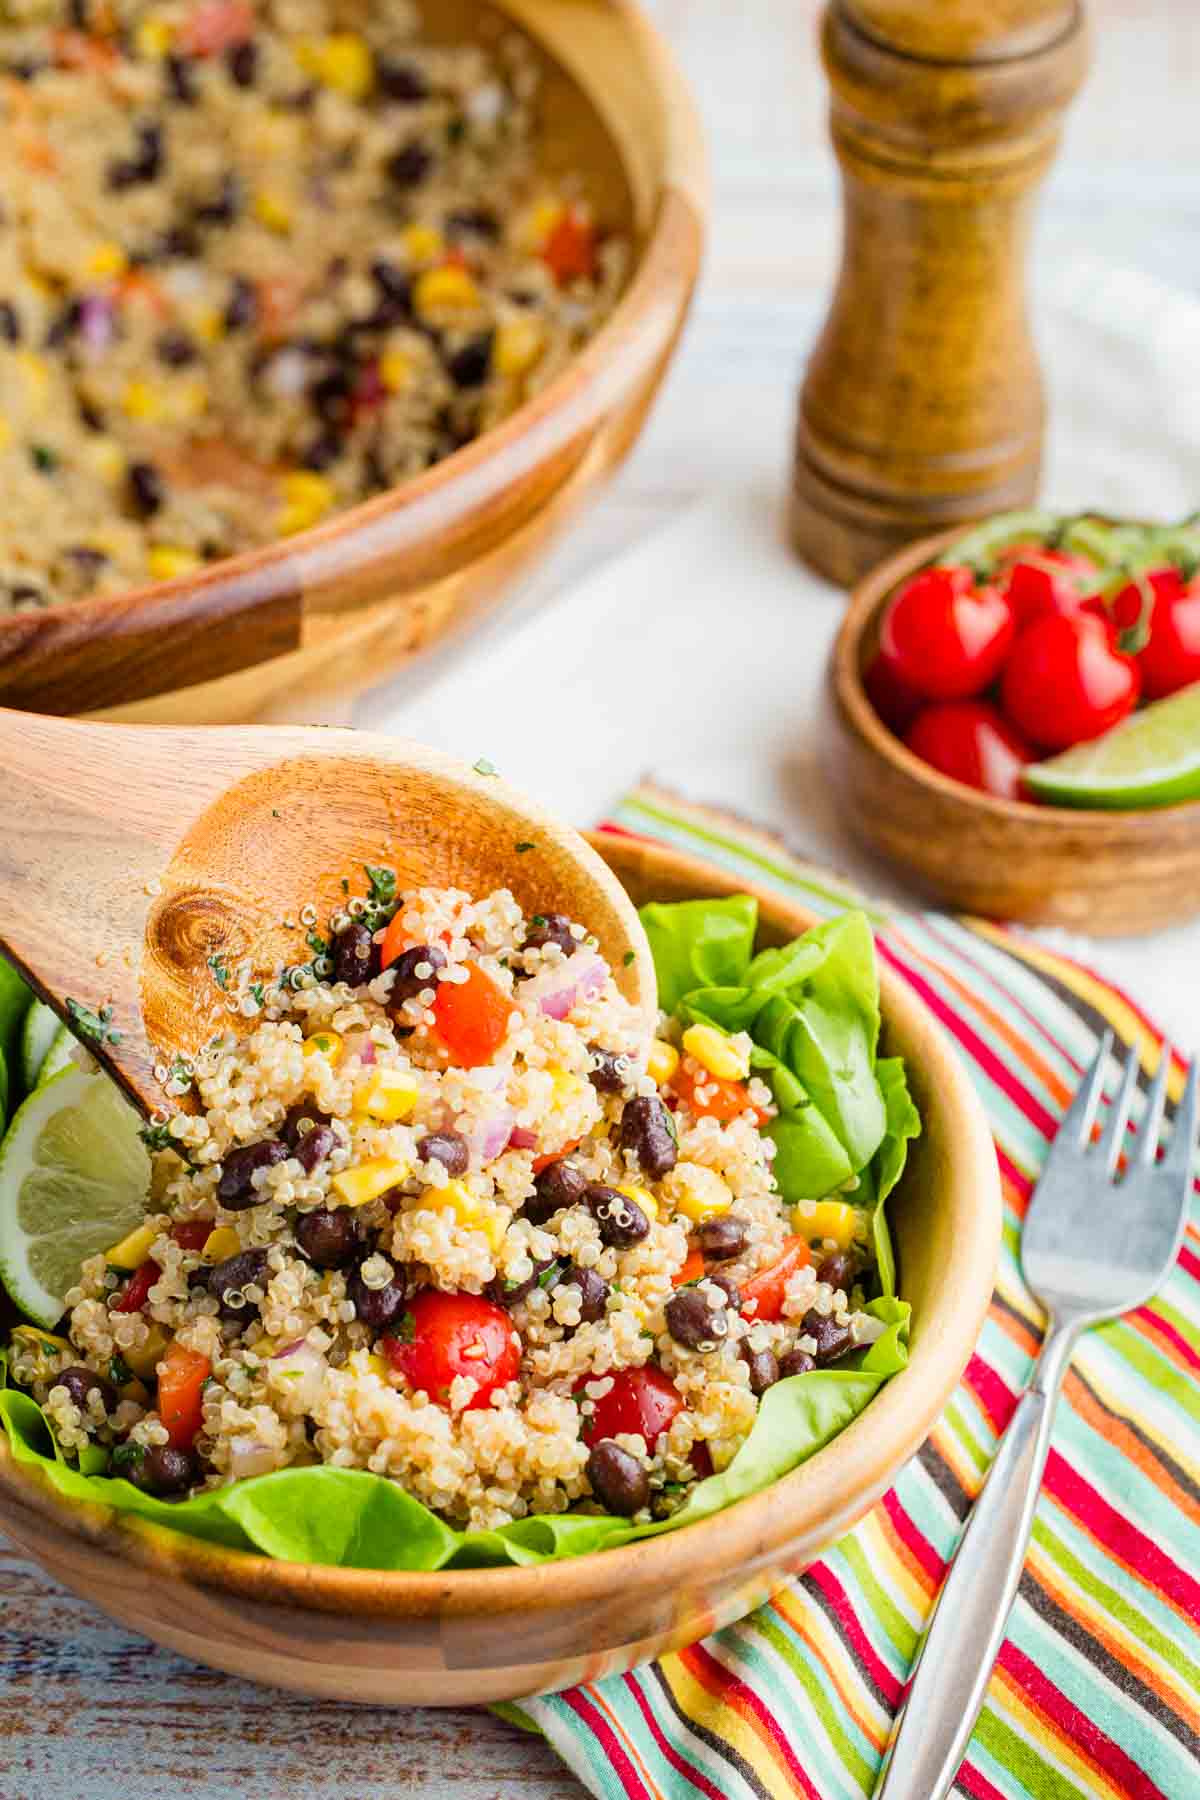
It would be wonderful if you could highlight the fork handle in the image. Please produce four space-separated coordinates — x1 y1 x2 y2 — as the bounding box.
874 1320 1080 1800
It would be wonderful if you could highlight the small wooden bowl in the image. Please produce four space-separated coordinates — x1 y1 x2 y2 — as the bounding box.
0 0 705 726
829 530 1200 934
0 836 1000 1706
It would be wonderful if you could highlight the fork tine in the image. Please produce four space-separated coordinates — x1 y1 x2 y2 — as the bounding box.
1097 1044 1142 1176
1056 1030 1112 1151
1136 1044 1173 1167
1163 1057 1200 1175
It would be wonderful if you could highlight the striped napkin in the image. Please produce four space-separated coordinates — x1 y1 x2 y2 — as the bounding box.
506 784 1200 1800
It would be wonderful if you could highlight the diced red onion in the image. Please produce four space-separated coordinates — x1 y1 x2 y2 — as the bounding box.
463 1106 515 1166
79 294 114 354
524 955 607 1020
508 1125 537 1150
342 1030 377 1066
268 1339 325 1412
228 1438 278 1481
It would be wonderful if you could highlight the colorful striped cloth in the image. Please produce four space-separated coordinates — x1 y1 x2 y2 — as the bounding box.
511 784 1200 1800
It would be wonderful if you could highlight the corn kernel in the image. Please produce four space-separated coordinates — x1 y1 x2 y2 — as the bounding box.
365 1352 390 1380
647 1039 680 1085
122 378 162 423
332 1155 410 1208
15 350 49 409
493 315 544 378
794 1199 860 1252
174 376 208 421
253 190 293 235
105 1222 158 1269
550 1069 588 1106
84 242 128 281
379 348 412 393
84 435 125 484
400 223 445 265
202 1226 241 1263
11 1325 71 1356
279 470 335 535
316 33 373 98
672 1167 733 1223
147 545 201 581
356 1067 420 1123
682 1023 750 1082
426 1179 507 1253
517 196 564 253
192 305 223 344
302 1029 343 1066
413 264 480 320
124 1322 170 1381
616 1182 657 1221
134 15 173 57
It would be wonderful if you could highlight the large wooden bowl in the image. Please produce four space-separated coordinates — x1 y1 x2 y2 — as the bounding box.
828 530 1200 934
0 0 704 727
0 836 1000 1705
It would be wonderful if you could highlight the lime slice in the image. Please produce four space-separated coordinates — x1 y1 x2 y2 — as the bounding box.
0 1067 150 1327
20 1001 61 1092
1026 684 1200 811
37 1024 80 1087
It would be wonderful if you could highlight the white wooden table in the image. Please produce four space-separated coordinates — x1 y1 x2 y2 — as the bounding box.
4 5 1197 1795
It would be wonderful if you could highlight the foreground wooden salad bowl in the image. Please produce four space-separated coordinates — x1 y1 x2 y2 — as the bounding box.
0 836 1000 1705
828 530 1200 934
0 0 705 726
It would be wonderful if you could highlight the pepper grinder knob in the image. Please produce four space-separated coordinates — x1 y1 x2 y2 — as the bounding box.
791 0 1089 586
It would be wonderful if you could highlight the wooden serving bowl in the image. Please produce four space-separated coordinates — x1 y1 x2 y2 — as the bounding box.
0 0 705 727
0 835 1000 1705
829 530 1200 934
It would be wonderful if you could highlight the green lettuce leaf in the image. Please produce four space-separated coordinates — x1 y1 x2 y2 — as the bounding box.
638 895 758 1015
854 1057 921 1301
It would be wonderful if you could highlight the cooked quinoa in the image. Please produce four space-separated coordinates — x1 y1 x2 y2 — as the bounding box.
9 881 890 1533
0 0 626 610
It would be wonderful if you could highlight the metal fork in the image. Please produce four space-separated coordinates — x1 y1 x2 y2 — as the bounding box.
876 1034 1198 1800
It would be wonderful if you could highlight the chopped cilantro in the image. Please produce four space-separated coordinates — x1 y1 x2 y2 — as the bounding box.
249 982 265 1007
515 841 536 854
31 444 57 474
396 1311 416 1344
65 997 121 1047
529 914 547 930
305 929 329 959
536 1260 566 1291
472 756 498 777
623 950 636 967
138 1122 174 1152
340 878 349 894
360 864 400 930
108 1354 131 1387
271 809 281 819
110 1441 144 1471
207 952 230 991
166 1054 193 1090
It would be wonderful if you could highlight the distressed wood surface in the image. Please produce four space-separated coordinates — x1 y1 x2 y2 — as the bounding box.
3 1 1197 1795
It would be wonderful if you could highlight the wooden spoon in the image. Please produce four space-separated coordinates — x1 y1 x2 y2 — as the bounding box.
0 711 656 1115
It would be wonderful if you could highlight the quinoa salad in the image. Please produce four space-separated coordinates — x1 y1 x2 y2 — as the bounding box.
1 881 917 1567
0 0 626 611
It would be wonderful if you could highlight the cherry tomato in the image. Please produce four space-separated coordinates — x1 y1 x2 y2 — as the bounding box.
575 1364 684 1449
877 565 1015 701
157 1341 211 1449
541 208 596 285
863 651 924 736
382 1290 520 1411
1000 547 1099 627
1112 567 1200 700
674 1248 706 1287
178 0 254 55
1001 612 1140 751
670 1065 769 1126
532 1139 580 1175
115 1259 161 1313
172 1221 212 1251
904 701 1036 802
739 1236 812 1324
431 962 513 1067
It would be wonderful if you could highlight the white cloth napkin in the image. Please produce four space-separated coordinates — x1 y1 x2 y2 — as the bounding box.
359 255 1200 1042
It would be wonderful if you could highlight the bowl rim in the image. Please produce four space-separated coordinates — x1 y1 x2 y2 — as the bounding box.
834 524 1200 831
0 835 1000 1617
0 0 707 648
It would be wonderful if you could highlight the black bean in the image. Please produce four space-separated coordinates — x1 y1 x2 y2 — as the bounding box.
522 913 578 957
206 1247 270 1321
665 1286 730 1352
445 332 494 390
301 432 341 471
816 1250 857 1293
740 1345 780 1397
0 300 20 344
309 366 353 426
619 1095 677 1178
556 1263 609 1324
6 59 46 82
55 1365 117 1414
294 1207 360 1269
331 920 380 988
447 207 499 240
44 299 80 349
417 1131 469 1178
279 1101 333 1150
224 274 257 331
128 460 164 518
226 39 257 86
375 55 428 102
370 258 412 311
194 172 239 227
587 1440 648 1516
523 1157 586 1225
777 1346 816 1379
156 328 197 367
706 1271 741 1310
126 1443 196 1496
67 0 87 26
388 943 447 1001
489 1256 557 1308
801 1309 854 1366
346 1260 410 1334
585 1182 650 1249
385 141 432 187
108 122 163 189
694 1214 748 1262
165 52 196 104
588 1049 629 1094
65 546 108 583
217 1138 288 1209
294 1124 336 1175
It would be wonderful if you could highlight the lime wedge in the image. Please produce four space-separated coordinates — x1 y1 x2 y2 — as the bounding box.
37 1024 80 1087
1026 684 1200 811
0 1067 150 1327
20 1001 61 1092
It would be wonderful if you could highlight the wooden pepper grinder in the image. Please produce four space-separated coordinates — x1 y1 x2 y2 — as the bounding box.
791 1 1089 586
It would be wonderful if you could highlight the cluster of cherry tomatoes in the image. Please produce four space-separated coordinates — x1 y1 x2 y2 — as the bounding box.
863 514 1200 801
